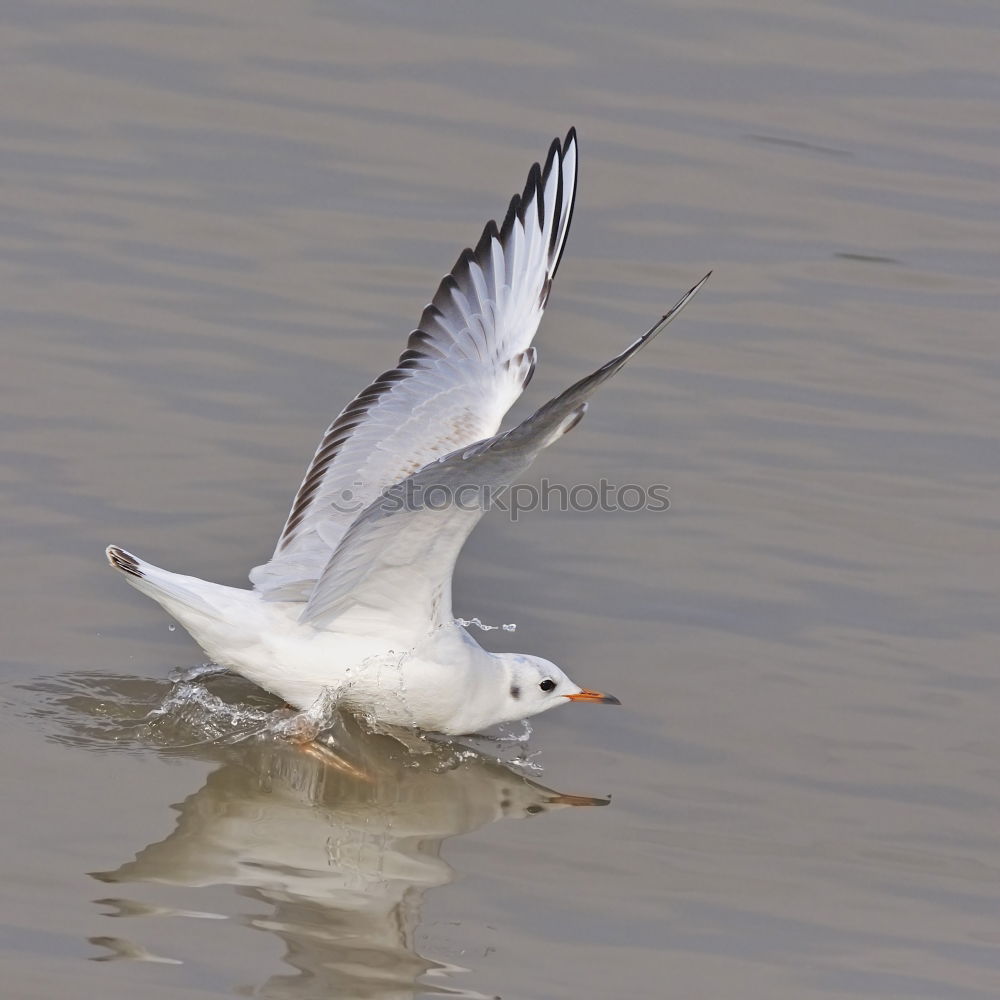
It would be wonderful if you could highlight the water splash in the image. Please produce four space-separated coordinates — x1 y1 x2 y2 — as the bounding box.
19 669 277 754
146 683 274 748
454 616 517 633
169 663 230 683
454 720 543 773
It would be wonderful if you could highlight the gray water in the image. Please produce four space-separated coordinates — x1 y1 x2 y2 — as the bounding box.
4 1 1000 997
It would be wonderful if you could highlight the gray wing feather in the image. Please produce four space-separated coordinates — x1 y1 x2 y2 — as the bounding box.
301 273 710 633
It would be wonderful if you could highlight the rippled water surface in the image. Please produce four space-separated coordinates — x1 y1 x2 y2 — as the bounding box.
4 1 1000 997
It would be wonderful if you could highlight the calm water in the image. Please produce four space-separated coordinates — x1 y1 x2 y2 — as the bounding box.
4 1 1000 997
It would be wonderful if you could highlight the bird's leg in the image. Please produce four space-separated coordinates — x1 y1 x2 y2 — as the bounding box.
298 739 374 782
268 705 325 744
267 702 375 782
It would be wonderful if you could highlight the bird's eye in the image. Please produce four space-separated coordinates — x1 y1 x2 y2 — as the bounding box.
539 679 556 692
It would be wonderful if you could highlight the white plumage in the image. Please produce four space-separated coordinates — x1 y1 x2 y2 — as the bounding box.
106 130 708 735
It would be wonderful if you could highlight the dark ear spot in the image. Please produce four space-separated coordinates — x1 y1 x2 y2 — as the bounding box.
510 684 521 700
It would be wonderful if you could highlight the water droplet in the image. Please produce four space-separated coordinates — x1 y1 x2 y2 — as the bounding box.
167 624 176 632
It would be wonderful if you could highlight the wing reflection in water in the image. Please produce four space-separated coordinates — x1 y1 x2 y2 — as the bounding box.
63 677 607 998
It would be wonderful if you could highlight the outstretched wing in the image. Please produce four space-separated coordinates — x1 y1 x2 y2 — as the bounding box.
301 274 710 635
251 130 578 601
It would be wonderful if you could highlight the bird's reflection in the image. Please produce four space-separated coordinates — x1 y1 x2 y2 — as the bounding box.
76 685 606 999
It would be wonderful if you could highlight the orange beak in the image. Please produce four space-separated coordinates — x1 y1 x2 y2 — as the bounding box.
545 793 611 807
566 688 621 706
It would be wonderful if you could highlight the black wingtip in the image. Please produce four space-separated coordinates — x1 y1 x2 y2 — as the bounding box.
549 128 578 278
660 271 711 321
106 545 143 579
521 160 543 218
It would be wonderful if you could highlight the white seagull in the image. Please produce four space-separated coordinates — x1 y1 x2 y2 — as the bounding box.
107 129 708 736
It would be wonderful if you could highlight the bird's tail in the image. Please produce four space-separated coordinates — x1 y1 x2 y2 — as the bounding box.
105 545 220 619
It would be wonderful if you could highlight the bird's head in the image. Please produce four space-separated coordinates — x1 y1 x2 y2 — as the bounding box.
495 653 620 726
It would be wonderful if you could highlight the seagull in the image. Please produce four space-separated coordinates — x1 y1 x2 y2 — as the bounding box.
106 129 708 736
